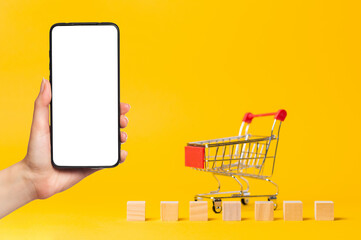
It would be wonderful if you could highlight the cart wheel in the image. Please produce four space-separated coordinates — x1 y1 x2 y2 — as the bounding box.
241 198 249 205
212 199 222 214
194 197 203 201
267 197 277 210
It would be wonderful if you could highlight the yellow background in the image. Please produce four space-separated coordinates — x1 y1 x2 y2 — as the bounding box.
0 0 360 239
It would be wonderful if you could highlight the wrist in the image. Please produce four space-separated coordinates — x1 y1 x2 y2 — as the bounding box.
0 160 38 218
13 160 38 201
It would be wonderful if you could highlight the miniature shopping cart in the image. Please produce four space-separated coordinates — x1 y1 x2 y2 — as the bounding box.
185 109 287 213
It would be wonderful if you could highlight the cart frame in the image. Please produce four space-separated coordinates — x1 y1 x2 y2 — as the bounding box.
185 110 287 213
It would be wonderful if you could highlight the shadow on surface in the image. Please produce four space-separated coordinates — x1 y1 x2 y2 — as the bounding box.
178 218 216 221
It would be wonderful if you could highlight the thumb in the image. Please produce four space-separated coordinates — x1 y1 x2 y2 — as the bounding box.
31 78 52 136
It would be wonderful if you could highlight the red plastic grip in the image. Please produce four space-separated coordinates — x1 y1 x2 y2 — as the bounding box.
242 112 254 123
274 109 287 121
242 109 287 123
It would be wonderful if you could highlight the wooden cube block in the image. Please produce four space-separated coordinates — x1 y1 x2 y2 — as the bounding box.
222 201 242 221
255 201 274 221
160 201 179 221
189 201 208 221
127 201 145 221
283 201 303 221
315 201 334 221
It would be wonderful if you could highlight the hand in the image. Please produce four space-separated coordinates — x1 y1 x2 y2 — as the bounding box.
22 78 130 199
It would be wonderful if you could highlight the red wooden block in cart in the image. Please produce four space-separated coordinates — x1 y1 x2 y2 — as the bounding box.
185 146 205 169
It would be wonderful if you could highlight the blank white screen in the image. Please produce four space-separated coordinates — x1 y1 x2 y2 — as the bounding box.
51 24 119 167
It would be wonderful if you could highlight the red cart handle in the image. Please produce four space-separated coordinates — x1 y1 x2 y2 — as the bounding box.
242 109 287 123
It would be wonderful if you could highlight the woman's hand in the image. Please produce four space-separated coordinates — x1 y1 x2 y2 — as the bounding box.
23 78 130 199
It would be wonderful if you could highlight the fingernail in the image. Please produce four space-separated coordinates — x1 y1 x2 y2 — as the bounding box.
127 104 131 109
40 78 45 93
122 132 128 141
124 116 129 123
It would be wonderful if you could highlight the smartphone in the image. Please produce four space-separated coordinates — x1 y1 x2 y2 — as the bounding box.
50 22 120 168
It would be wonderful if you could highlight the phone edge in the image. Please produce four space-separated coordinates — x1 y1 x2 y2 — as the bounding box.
49 22 121 169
